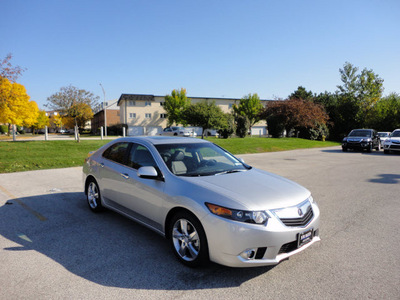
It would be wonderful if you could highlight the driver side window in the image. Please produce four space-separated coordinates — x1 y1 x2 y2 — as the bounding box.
128 144 157 169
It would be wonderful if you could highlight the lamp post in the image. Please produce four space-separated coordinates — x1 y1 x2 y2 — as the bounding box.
99 83 107 137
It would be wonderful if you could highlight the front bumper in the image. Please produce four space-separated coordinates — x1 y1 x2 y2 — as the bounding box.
383 143 400 152
201 202 320 267
342 141 371 150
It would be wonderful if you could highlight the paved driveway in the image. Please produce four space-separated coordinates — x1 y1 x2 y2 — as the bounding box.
0 146 399 299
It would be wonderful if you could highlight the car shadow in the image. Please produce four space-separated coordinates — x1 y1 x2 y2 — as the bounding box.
0 192 275 290
369 174 400 184
321 148 392 156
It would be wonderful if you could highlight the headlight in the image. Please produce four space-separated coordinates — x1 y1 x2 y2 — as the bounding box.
205 203 269 225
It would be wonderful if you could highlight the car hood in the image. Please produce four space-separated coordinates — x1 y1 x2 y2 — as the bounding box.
345 136 372 140
386 138 400 143
181 168 310 211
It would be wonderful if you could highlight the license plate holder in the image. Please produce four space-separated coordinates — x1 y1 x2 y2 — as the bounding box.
298 228 313 248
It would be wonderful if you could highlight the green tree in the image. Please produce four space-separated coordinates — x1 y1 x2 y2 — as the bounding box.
164 88 191 126
337 62 384 128
289 86 314 101
369 93 400 131
232 93 263 132
183 101 226 139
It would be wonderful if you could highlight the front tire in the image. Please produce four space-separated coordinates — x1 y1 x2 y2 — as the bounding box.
169 211 209 267
86 179 103 212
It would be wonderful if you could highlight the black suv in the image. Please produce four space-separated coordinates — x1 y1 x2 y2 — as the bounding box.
342 129 380 152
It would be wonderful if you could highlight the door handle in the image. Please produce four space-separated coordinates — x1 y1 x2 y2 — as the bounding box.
121 173 129 179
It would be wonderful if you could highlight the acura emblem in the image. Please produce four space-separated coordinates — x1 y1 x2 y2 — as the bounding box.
298 208 303 216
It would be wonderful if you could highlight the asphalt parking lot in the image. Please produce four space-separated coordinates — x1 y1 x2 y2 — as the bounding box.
0 146 399 299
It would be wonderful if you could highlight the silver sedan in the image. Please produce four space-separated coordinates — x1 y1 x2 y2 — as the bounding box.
83 136 320 267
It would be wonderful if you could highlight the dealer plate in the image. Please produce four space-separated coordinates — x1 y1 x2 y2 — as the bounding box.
298 228 313 248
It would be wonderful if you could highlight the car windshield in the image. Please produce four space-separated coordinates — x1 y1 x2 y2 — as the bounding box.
155 143 249 176
378 133 388 137
391 131 400 137
349 130 372 137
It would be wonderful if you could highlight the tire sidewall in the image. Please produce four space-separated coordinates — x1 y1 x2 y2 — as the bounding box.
86 179 103 212
169 211 209 267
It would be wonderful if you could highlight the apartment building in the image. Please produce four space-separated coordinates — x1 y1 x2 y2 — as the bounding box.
91 99 120 133
117 93 270 136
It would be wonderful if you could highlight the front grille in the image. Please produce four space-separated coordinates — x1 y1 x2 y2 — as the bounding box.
390 145 400 149
280 206 314 227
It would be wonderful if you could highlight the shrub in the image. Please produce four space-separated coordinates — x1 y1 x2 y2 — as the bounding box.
236 115 250 138
107 124 128 136
218 113 236 139
266 116 285 138
0 125 9 134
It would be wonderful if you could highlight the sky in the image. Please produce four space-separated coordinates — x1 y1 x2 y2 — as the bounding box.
2 0 400 109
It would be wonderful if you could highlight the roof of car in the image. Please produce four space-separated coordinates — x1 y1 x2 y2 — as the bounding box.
114 136 210 145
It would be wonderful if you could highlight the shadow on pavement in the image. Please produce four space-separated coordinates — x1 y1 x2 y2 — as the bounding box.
369 174 400 184
0 192 274 290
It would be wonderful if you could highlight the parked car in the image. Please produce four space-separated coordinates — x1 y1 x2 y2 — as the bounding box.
161 126 196 137
342 129 380 152
383 129 400 154
83 136 320 267
377 132 391 146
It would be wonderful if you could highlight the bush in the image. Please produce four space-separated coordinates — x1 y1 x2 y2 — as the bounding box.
0 125 9 134
218 113 236 139
266 116 285 138
236 115 250 138
298 123 329 141
106 124 128 136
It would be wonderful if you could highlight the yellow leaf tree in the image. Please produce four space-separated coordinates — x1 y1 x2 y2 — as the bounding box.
0 77 38 134
49 114 63 132
32 110 50 133
67 102 94 132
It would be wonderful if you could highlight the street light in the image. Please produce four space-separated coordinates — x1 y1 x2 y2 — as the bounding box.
99 83 107 137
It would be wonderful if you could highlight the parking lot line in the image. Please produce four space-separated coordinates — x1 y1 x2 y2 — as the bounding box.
0 185 47 221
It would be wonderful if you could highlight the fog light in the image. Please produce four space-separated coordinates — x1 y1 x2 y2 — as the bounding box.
240 248 256 260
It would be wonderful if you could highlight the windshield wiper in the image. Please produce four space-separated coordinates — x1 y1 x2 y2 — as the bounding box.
214 169 246 176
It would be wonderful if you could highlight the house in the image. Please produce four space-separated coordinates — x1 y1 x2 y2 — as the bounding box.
117 94 270 136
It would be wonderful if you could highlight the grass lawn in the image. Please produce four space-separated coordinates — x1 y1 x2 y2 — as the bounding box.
0 137 340 173
208 136 340 154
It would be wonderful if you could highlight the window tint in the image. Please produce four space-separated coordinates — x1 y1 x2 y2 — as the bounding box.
102 142 130 164
128 144 157 169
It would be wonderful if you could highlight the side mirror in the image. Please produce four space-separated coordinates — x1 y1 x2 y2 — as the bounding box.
137 166 163 181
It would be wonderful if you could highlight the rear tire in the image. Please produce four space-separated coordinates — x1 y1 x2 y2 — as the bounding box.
169 211 209 267
86 179 103 212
